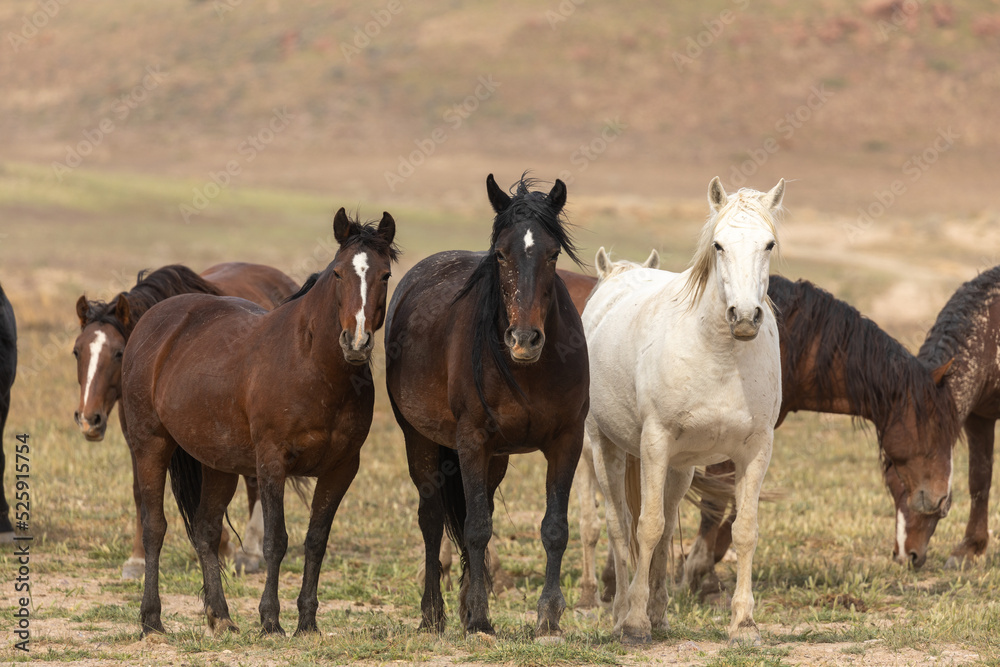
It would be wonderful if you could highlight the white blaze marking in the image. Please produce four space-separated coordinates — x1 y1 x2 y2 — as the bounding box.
524 229 534 250
896 509 907 559
352 252 369 348
82 330 107 408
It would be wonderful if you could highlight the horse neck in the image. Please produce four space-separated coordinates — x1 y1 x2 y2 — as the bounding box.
285 272 350 372
938 328 995 422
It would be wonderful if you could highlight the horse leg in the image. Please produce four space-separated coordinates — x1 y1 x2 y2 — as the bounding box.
949 415 994 566
727 434 772 646
194 467 240 635
121 429 147 580
235 476 264 575
647 465 695 632
296 454 361 635
575 437 601 609
682 460 732 594
456 441 497 636
535 427 580 639
600 544 616 604
257 468 288 635
589 426 631 627
133 435 175 635
400 421 449 633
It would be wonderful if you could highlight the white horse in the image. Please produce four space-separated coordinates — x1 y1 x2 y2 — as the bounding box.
584 177 784 644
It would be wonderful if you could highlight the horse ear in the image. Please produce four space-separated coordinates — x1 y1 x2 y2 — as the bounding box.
377 211 396 246
762 178 785 210
548 179 567 212
708 176 728 212
333 207 352 244
76 295 90 327
486 174 511 213
931 358 954 386
115 296 132 331
595 247 611 278
643 248 660 269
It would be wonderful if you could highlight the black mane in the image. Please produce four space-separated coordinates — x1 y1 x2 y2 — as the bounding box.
82 265 222 339
918 265 1000 369
456 177 580 418
283 215 400 304
771 275 957 446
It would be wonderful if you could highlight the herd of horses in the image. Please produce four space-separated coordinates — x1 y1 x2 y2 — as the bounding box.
0 173 998 644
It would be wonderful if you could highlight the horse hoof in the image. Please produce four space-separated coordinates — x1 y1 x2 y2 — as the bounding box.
728 624 761 647
234 552 262 575
293 623 319 637
211 619 240 636
535 634 565 645
261 622 286 636
418 618 446 634
618 625 652 645
122 558 146 580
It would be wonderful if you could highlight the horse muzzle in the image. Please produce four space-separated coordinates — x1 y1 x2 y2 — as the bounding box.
505 326 545 363
75 410 107 441
727 306 763 341
339 329 373 365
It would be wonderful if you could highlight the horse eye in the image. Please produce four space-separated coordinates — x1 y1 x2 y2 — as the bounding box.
765 241 776 251
713 242 723 252
114 350 124 360
381 273 391 282
548 253 560 263
496 251 508 263
333 270 342 280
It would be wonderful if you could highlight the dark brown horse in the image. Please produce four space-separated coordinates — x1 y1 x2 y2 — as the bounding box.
677 275 958 592
73 262 298 578
121 209 397 636
386 175 589 639
0 283 16 543
890 266 1000 568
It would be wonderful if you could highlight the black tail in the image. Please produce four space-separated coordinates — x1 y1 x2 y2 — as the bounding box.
167 446 201 547
439 446 466 553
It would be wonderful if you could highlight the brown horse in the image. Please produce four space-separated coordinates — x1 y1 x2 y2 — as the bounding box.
121 209 397 636
889 266 1000 568
677 275 957 593
73 262 298 578
386 175 589 638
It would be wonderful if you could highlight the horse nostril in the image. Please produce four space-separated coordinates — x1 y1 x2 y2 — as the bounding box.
529 329 543 347
339 329 351 347
504 327 516 348
74 411 80 423
753 307 763 326
93 414 102 426
726 306 737 323
908 551 921 567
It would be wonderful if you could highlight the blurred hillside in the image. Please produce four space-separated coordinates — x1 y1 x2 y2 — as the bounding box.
2 0 999 214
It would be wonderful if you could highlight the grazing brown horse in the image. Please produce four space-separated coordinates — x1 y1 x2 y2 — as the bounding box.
73 262 298 578
677 275 957 592
121 209 397 636
889 266 1000 568
386 175 589 639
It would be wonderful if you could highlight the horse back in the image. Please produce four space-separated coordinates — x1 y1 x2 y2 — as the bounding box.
201 262 299 310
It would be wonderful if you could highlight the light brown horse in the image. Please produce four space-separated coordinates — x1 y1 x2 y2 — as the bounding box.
74 262 298 578
121 209 397 636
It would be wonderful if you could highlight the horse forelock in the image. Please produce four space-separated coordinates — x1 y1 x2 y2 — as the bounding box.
491 177 581 267
680 190 779 309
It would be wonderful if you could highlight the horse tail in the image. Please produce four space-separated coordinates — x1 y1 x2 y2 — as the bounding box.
439 445 467 554
167 446 201 547
287 477 313 508
624 453 641 568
